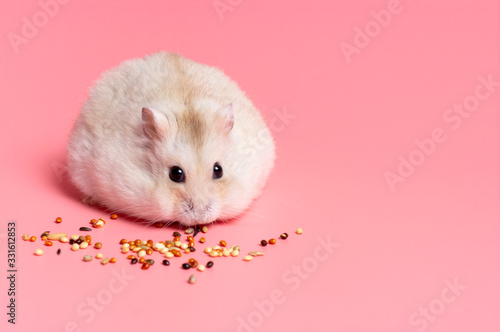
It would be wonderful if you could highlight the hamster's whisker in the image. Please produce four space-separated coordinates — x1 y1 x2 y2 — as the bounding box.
100 204 150 215
241 210 268 219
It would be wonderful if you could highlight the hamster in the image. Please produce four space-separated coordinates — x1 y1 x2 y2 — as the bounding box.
66 52 275 227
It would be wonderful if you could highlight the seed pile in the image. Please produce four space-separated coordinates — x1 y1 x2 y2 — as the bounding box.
25 214 303 285
23 216 113 261
121 230 220 273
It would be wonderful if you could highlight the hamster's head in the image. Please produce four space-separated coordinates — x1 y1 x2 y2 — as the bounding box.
141 103 236 226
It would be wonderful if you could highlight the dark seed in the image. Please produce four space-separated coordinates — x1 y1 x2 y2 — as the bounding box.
261 240 268 246
188 246 196 252
193 225 201 237
280 233 288 239
57 249 61 255
182 263 191 269
131 258 138 264
75 239 83 245
146 259 154 265
69 239 74 244
173 231 181 237
79 227 92 231
206 261 214 268
162 259 170 266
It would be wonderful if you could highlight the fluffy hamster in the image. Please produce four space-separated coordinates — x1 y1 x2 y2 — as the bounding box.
67 52 275 226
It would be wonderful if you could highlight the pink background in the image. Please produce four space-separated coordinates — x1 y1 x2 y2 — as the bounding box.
1 1 499 331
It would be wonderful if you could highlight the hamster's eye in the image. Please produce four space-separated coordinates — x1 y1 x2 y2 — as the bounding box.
169 166 185 183
213 162 223 179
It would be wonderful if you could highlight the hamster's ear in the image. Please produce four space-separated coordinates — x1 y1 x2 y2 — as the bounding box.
216 103 234 134
142 107 169 140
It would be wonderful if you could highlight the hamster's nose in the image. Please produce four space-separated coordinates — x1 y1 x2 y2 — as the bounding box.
184 200 215 223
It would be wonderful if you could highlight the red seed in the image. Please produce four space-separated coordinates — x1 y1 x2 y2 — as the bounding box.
55 217 62 223
188 258 198 268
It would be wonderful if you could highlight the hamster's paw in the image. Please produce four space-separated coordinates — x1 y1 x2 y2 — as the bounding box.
82 196 97 206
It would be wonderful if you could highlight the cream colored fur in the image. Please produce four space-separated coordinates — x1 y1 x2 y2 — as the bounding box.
67 52 275 226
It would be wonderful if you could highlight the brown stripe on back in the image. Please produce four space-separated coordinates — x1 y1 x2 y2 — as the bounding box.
177 109 206 151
